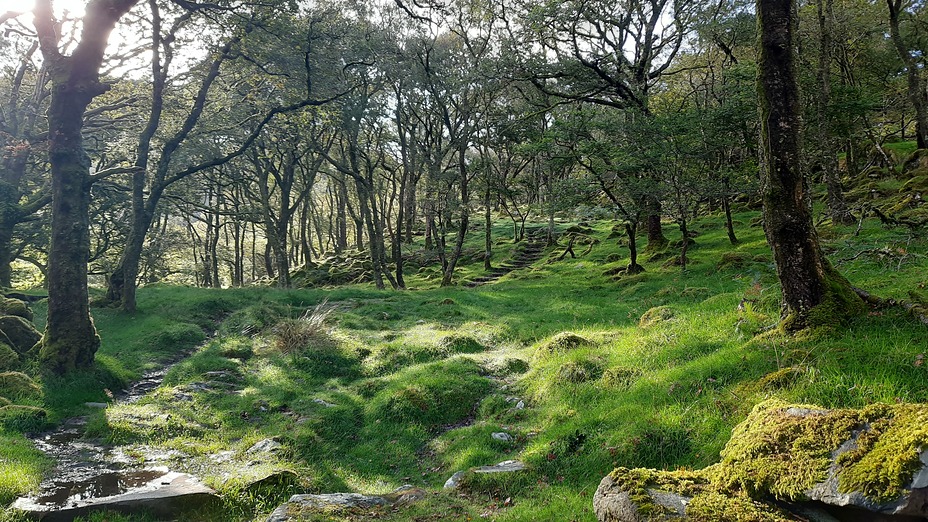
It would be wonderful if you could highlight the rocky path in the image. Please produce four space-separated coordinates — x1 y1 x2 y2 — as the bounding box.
466 230 549 287
13 355 219 520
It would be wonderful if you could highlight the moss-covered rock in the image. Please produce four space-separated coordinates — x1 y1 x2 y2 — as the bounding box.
0 298 33 321
0 371 41 400
0 315 41 353
639 306 675 328
594 400 928 520
535 332 592 357
716 252 752 270
0 342 20 371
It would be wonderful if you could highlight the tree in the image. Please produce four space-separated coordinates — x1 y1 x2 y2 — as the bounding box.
32 0 141 374
757 0 863 331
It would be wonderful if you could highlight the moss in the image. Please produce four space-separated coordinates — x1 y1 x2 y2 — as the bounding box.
756 367 804 391
836 403 928 503
639 306 675 328
781 262 865 333
712 399 862 499
535 332 591 357
685 491 795 521
0 298 32 322
0 371 41 400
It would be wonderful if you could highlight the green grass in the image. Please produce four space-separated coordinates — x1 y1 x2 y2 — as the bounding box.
4 208 928 520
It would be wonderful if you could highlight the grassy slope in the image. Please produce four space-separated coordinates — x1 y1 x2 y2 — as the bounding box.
2 210 928 521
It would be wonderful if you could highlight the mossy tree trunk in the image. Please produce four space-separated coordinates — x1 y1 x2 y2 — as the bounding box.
757 0 863 331
33 0 140 374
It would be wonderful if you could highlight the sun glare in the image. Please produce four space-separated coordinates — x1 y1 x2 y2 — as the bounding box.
0 0 89 16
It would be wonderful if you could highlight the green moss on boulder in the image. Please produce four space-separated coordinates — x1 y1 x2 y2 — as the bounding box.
0 298 33 321
594 400 928 521
0 315 41 353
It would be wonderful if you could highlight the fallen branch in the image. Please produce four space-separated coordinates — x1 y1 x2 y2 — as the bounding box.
852 287 928 327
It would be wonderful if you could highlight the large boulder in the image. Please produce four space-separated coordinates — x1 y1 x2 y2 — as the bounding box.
594 400 928 521
0 315 41 353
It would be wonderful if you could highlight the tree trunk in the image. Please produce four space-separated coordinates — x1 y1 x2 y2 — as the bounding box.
645 200 667 250
484 183 492 271
758 0 863 331
38 86 100 373
888 0 928 149
441 144 470 286
722 194 738 245
625 222 644 274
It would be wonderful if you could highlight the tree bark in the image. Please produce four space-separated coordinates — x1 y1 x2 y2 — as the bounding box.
817 0 852 224
34 0 139 374
758 0 863 331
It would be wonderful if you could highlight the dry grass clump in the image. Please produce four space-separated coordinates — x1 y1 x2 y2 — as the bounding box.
272 300 337 354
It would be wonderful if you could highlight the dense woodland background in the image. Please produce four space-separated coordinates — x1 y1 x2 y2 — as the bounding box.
1 0 923 301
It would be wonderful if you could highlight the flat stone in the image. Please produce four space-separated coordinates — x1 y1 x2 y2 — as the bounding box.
312 398 336 408
83 402 108 409
473 460 525 473
444 460 526 490
12 471 218 522
266 485 425 521
491 432 513 442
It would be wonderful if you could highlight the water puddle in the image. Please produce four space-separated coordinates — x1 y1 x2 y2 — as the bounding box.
15 354 204 516
29 469 170 508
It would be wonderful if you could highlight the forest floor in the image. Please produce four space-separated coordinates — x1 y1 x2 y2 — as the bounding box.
2 207 928 521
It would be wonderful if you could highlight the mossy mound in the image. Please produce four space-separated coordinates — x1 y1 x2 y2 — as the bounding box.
756 367 805 391
600 366 641 389
0 371 41 400
716 252 752 270
486 357 530 376
437 333 486 354
0 404 47 431
535 332 592 357
0 342 20 372
595 400 928 520
0 298 32 321
0 315 41 353
218 337 254 360
555 359 603 384
639 306 675 328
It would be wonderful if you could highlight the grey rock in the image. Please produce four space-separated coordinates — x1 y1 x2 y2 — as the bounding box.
12 472 218 522
443 460 526 490
84 402 108 409
443 471 466 489
491 432 513 442
266 485 426 521
247 438 282 455
312 398 336 408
